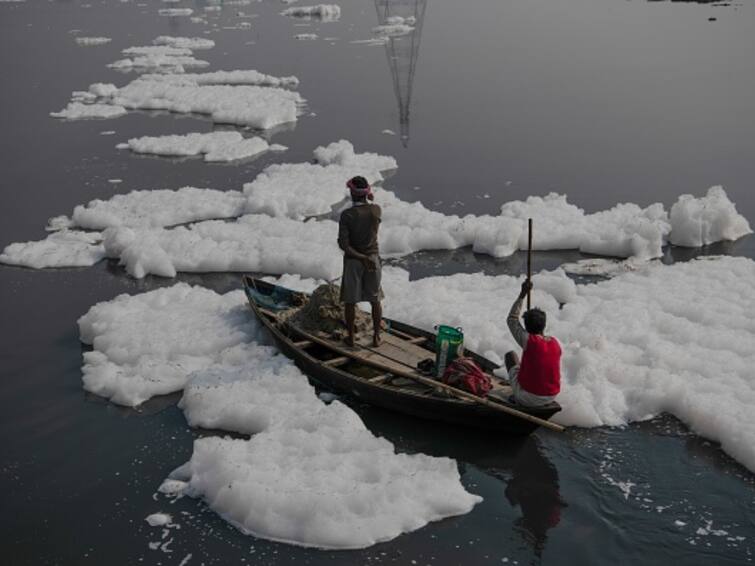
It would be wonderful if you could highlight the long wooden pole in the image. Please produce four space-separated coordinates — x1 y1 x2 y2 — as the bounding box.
527 218 533 310
287 323 565 433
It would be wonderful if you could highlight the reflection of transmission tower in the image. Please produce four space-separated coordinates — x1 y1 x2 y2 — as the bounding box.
374 0 427 147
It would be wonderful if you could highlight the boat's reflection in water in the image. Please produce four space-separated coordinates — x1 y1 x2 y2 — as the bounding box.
353 398 566 555
502 438 565 557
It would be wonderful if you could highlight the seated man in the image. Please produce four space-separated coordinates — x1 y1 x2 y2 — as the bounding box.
505 280 561 407
338 176 383 347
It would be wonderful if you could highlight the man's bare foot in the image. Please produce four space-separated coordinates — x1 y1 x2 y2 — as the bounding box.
344 335 356 348
372 333 382 347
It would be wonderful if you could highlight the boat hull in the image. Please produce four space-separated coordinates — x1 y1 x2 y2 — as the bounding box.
245 277 561 435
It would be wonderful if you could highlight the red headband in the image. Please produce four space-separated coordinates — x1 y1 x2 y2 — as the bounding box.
347 179 374 201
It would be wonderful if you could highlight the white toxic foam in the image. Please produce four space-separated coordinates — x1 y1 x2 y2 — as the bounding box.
281 4 341 21
112 78 302 129
159 8 193 16
141 69 299 88
15 187 750 277
54 70 302 128
109 45 210 72
79 284 480 548
77 284 261 406
373 23 414 37
0 230 105 269
153 36 215 50
179 345 318 433
669 186 752 247
561 258 650 278
328 258 754 472
64 187 246 230
50 102 127 120
171 402 480 549
122 45 194 57
243 140 397 219
120 132 279 162
75 36 112 46
101 215 341 280
145 513 173 527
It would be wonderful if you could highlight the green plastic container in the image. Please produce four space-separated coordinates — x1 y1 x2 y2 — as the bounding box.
435 325 464 378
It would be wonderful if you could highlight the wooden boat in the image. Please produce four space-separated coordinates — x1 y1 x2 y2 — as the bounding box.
243 276 562 434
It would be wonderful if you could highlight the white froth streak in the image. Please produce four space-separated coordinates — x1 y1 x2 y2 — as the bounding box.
369 259 755 472
77 284 481 548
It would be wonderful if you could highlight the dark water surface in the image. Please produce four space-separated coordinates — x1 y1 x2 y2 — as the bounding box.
1 0 754 564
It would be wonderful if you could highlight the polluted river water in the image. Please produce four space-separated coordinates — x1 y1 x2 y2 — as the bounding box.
1 0 754 564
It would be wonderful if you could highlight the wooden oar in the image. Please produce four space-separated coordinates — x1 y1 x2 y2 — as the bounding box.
527 218 533 310
287 323 565 433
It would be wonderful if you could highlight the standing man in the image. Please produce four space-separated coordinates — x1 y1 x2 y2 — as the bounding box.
338 176 383 347
505 280 562 406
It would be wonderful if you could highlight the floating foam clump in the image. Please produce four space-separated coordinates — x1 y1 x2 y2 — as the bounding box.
0 230 105 269
281 4 341 21
76 257 755 474
109 45 210 72
243 140 397 219
113 78 302 129
101 215 340 279
50 102 127 120
79 284 480 548
77 284 260 406
338 259 755 472
67 187 247 230
669 186 752 247
142 69 299 88
153 36 215 50
373 23 414 37
179 346 318 433
75 37 112 46
53 69 302 129
171 401 480 549
119 132 283 162
158 8 193 16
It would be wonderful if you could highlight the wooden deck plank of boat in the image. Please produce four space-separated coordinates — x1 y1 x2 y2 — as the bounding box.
310 330 431 376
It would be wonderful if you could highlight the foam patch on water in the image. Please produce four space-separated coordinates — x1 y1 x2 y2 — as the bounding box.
63 187 247 230
669 186 753 247
0 230 105 268
80 284 480 547
54 69 303 129
77 284 261 406
561 258 650 278
101 215 340 279
75 36 112 46
8 188 750 278
176 349 480 548
243 140 397 219
118 81 300 129
4 137 749 275
159 8 193 16
281 4 341 21
50 102 127 120
139 69 299 88
179 345 317 433
171 402 480 549
75 256 755 475
373 23 414 37
153 36 215 50
109 45 210 73
119 132 281 162
357 258 754 471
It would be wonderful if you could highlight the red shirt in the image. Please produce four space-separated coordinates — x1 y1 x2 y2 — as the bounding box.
517 334 561 396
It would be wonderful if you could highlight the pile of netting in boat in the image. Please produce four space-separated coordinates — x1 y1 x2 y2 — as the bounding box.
289 284 373 339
